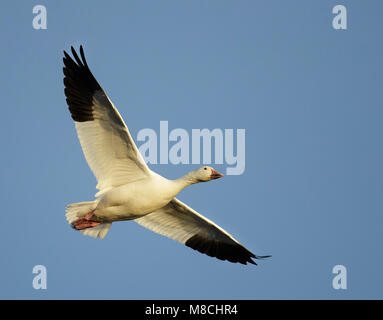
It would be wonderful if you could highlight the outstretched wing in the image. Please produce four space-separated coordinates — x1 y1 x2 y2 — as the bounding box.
63 46 151 195
135 198 270 265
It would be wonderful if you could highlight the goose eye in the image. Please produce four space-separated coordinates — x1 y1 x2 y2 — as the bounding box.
204 167 207 170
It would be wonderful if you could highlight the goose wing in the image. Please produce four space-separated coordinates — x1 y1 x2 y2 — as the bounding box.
135 198 270 265
63 46 151 195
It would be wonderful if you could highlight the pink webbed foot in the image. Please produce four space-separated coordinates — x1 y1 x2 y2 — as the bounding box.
72 210 101 230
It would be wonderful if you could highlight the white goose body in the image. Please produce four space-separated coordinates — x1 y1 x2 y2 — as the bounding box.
95 173 189 221
62 46 270 265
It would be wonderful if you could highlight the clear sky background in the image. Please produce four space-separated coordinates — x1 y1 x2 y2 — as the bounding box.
0 1 382 299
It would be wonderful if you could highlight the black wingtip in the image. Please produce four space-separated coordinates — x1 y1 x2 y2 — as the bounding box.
62 45 101 122
256 255 272 259
185 233 270 266
79 45 89 69
70 46 84 67
247 253 271 265
248 259 257 265
63 50 70 61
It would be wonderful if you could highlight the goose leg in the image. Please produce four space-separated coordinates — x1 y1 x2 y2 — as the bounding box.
72 210 101 230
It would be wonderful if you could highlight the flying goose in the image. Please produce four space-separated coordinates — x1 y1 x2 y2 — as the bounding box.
63 46 270 265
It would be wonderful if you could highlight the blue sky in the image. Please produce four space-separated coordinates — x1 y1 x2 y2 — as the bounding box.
1 0 382 299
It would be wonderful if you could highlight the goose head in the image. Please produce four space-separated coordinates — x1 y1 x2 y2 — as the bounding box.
193 166 224 182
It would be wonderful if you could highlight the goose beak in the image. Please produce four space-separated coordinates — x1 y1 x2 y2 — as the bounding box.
210 170 224 180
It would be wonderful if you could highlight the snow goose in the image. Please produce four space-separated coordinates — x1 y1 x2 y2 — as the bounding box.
63 46 270 265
